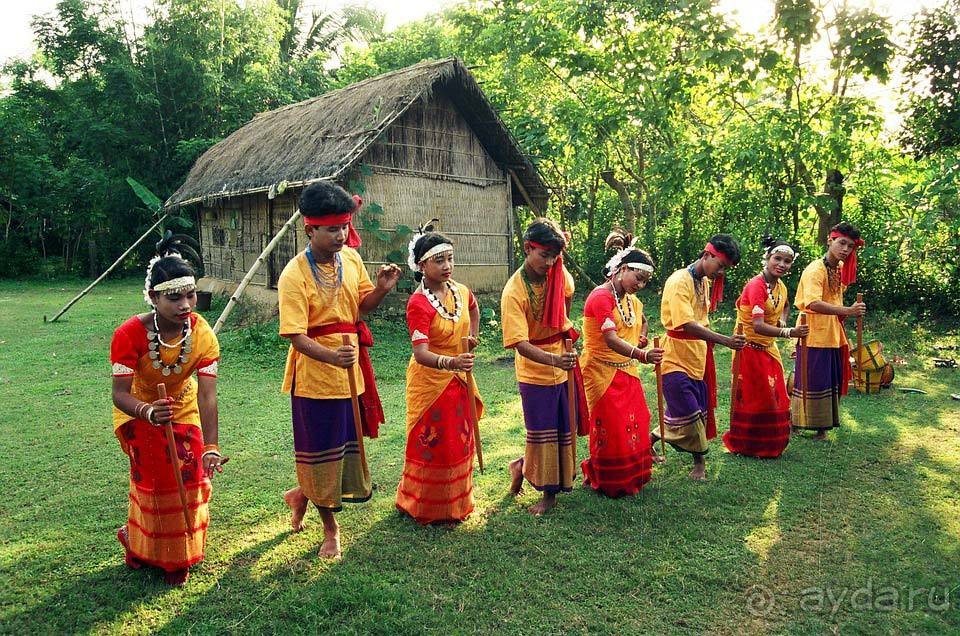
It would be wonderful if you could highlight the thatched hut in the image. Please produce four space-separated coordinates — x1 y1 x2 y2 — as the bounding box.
164 57 549 300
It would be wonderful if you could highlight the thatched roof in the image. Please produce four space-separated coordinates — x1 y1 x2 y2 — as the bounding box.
165 58 548 210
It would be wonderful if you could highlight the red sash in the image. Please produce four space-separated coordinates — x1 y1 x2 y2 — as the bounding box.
529 327 590 436
666 329 717 439
306 321 384 437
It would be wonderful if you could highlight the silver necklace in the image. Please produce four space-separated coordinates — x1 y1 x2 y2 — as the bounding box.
421 280 462 321
609 282 636 327
147 313 192 376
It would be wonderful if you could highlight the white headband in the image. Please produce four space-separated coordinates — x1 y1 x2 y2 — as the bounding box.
418 243 453 265
766 244 796 258
604 238 654 276
152 276 197 294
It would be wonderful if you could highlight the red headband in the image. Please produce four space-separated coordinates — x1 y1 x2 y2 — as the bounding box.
303 194 363 248
703 242 731 311
525 236 569 329
829 231 865 286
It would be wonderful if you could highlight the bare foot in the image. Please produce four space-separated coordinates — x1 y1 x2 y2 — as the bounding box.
508 458 524 496
318 527 341 559
527 494 556 516
283 487 309 532
812 430 828 441
688 465 707 480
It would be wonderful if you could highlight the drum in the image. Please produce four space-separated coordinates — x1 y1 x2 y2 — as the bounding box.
852 340 888 394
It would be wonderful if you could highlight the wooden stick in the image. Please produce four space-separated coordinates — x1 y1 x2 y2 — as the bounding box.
45 214 169 323
212 208 302 334
342 334 367 468
157 383 193 536
564 338 577 470
856 292 864 358
654 336 666 460
729 324 745 426
799 314 809 423
461 337 484 474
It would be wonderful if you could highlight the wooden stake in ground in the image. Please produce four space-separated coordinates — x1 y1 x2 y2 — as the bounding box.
342 334 367 468
729 324 745 426
157 383 192 536
799 314 809 422
44 214 169 323
564 338 577 470
461 336 484 474
654 336 666 460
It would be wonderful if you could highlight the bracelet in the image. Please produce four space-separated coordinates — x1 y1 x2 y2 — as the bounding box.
781 327 792 338
134 402 145 420
202 450 222 460
203 443 221 454
146 406 156 425
639 349 648 363
629 346 638 360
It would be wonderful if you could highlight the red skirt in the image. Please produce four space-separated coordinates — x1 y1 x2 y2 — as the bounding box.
581 370 653 497
723 347 790 458
396 379 476 524
118 420 211 571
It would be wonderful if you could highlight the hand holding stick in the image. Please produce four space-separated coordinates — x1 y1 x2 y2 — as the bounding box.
729 324 745 426
461 336 484 474
654 336 666 461
342 334 367 468
158 383 192 536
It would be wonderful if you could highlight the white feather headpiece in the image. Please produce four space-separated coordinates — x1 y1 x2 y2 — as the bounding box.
604 237 653 277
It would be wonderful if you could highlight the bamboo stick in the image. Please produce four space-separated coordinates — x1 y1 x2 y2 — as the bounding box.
342 334 367 468
654 336 666 460
45 214 170 323
461 337 484 474
564 338 577 471
856 292 864 360
158 383 192 536
212 208 302 334
729 324 745 426
799 314 809 423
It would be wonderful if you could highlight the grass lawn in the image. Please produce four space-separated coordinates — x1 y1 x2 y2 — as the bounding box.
0 277 958 634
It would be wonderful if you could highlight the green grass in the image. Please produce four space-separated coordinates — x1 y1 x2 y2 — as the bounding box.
0 278 958 634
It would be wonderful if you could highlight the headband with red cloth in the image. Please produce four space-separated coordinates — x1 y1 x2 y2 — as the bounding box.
303 194 363 248
703 242 732 312
527 237 569 330
829 230 865 286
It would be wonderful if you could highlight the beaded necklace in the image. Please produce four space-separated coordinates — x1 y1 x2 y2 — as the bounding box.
305 248 343 296
420 280 462 322
687 263 707 308
147 312 192 376
761 272 783 309
608 281 636 327
822 256 841 294
520 267 546 322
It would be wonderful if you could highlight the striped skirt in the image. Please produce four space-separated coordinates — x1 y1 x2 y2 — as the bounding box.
518 382 576 493
118 420 210 572
652 371 711 454
581 371 653 497
723 347 790 458
292 395 371 511
396 379 475 524
790 347 843 430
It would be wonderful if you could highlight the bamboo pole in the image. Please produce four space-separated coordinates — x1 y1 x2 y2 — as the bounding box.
799 314 809 423
212 208 302 334
855 292 864 359
461 337 484 473
564 338 577 471
158 383 193 535
342 334 367 468
45 214 169 323
654 336 666 460
729 324 745 426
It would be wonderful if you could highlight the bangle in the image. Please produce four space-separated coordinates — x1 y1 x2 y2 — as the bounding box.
629 346 638 360
781 327 792 338
203 443 220 454
146 406 156 424
639 349 647 363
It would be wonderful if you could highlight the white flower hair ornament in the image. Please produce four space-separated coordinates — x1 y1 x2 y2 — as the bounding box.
407 218 441 272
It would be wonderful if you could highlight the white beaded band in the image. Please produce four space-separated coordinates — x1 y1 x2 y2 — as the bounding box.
418 243 453 264
152 276 197 294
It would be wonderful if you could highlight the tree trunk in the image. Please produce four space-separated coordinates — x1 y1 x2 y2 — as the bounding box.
600 169 637 234
88 238 98 279
817 169 845 244
587 170 598 241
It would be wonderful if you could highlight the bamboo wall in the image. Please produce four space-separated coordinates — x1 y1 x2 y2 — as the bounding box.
198 91 514 294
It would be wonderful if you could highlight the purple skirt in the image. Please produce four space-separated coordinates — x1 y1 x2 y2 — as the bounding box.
652 371 710 454
518 382 576 493
790 347 842 430
292 394 371 510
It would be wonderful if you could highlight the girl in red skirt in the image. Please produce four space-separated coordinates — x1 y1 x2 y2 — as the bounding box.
724 236 808 458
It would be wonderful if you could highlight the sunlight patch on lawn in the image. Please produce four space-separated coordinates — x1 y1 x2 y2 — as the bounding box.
744 487 783 564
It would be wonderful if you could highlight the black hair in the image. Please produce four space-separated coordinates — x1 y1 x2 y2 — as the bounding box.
830 222 861 241
523 217 565 252
707 233 741 266
761 235 796 257
603 228 654 277
300 180 355 218
150 231 200 286
412 231 454 282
